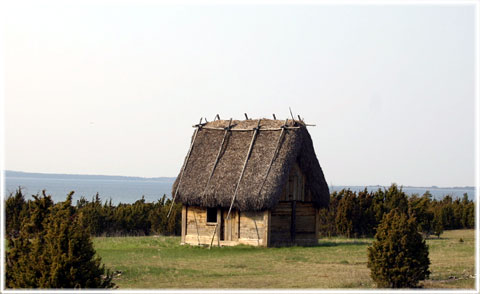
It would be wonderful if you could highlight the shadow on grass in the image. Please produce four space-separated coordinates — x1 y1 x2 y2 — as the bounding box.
316 241 370 247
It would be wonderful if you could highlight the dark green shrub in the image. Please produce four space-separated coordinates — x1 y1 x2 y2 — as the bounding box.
6 192 114 289
367 209 430 288
5 188 27 238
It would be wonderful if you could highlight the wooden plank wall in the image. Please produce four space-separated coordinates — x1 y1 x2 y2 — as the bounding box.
183 206 266 246
279 163 306 202
270 202 292 245
270 201 318 246
184 206 219 245
238 211 265 246
295 202 317 245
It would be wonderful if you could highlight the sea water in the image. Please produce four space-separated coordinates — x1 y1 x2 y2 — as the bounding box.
3 174 476 204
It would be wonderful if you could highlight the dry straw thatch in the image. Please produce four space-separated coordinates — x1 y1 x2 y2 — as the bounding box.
172 118 329 211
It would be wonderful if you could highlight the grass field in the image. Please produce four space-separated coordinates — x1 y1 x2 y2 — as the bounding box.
94 229 475 289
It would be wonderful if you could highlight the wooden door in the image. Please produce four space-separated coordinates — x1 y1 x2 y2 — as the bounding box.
221 209 238 241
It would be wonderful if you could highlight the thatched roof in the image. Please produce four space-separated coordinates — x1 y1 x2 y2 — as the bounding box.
172 118 329 211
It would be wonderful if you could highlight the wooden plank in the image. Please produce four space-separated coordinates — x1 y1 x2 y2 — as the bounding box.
271 202 292 214
253 218 261 246
237 211 241 239
288 178 293 200
296 205 316 216
192 210 201 245
291 201 296 242
181 205 187 244
315 207 319 243
240 227 265 239
263 210 270 247
295 233 316 240
199 126 301 131
301 175 305 201
293 173 296 201
226 210 232 241
185 235 221 245
167 121 201 219
296 215 315 232
217 209 222 245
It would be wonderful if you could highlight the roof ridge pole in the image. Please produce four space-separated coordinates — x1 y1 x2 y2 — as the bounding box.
209 119 261 248
257 119 288 197
167 117 203 219
201 118 232 198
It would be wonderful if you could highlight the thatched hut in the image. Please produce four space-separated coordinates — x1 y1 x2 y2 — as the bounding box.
172 118 329 247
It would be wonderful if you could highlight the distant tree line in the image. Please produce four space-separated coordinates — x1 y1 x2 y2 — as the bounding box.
318 184 475 238
6 189 182 239
6 184 474 240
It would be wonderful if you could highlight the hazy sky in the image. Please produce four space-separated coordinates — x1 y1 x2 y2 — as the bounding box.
3 2 477 186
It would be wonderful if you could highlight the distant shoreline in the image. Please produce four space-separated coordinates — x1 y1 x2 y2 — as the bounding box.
4 170 176 183
4 170 474 190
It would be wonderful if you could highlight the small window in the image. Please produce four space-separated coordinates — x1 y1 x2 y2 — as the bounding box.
206 207 217 223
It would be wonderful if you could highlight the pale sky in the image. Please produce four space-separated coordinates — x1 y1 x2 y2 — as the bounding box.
3 2 477 186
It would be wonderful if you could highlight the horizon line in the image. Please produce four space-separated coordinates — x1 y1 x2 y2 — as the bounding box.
3 169 475 189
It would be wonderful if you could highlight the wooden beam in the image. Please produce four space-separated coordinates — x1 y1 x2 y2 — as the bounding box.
167 119 202 219
237 211 241 240
289 107 296 124
201 118 232 198
199 126 301 131
181 205 187 244
263 210 271 247
257 119 288 197
315 207 319 245
291 201 296 244
253 219 260 246
217 208 222 246
225 119 261 221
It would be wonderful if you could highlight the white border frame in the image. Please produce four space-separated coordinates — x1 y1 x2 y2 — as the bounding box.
0 0 478 293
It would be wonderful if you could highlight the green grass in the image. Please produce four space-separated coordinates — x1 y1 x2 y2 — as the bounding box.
93 229 475 289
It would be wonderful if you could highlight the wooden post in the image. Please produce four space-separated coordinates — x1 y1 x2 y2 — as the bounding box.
253 219 260 246
217 209 222 245
291 201 296 244
167 118 202 219
237 211 241 240
181 205 187 244
289 107 296 124
315 207 319 244
263 210 271 247
227 211 232 241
